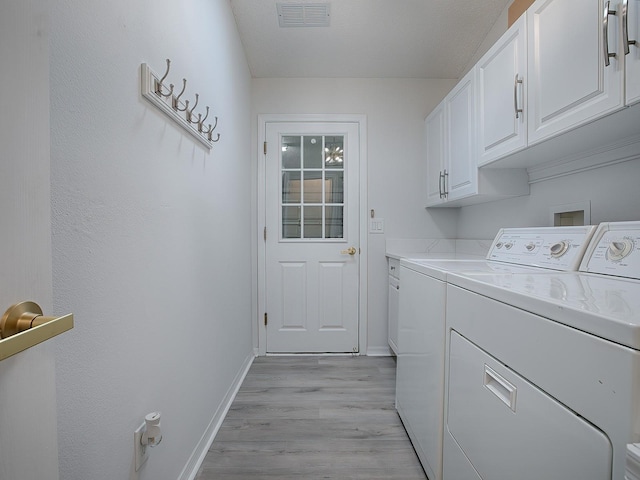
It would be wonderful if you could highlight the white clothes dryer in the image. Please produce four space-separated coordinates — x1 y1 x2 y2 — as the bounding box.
442 221 640 480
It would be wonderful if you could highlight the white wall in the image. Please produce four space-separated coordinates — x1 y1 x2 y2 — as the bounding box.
457 160 640 239
49 1 253 479
251 78 458 353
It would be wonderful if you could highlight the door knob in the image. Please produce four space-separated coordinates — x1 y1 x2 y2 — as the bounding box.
1 301 60 338
0 301 74 361
340 247 357 256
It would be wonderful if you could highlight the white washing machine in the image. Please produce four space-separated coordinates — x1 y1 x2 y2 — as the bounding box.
395 226 597 480
442 221 640 480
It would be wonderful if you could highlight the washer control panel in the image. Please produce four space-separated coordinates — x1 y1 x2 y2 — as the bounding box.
486 226 597 271
580 222 640 279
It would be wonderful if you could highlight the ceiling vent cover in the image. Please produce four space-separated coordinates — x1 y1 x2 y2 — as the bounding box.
277 3 331 27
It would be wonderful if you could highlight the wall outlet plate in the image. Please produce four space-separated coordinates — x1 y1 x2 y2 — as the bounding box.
134 422 148 471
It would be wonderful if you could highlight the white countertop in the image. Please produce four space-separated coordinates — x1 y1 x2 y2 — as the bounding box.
385 238 492 260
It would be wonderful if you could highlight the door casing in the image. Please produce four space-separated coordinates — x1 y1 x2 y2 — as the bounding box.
256 114 368 356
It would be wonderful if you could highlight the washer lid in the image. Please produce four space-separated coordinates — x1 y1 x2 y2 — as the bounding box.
447 271 640 350
400 258 549 280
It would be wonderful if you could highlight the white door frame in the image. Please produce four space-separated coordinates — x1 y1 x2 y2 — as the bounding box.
256 114 368 356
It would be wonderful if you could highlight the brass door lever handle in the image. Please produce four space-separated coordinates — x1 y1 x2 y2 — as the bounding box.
340 247 357 255
0 301 73 361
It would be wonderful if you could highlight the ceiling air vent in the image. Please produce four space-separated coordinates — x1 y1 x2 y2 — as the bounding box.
277 3 331 28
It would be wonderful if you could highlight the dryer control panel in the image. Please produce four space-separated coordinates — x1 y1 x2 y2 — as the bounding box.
486 226 597 271
580 222 640 279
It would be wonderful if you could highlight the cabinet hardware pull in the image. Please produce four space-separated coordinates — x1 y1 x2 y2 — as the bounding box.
603 1 618 66
514 75 524 119
623 0 637 55
438 171 444 198
443 169 449 197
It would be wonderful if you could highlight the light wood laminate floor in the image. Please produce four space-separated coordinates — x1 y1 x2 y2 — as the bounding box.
195 356 427 479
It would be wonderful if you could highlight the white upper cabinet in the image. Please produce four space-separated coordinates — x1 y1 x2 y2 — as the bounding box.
527 0 624 145
425 102 446 206
625 0 640 105
426 69 477 206
477 15 528 167
425 68 528 208
445 70 477 202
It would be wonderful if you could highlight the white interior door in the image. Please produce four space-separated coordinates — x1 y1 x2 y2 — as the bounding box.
0 1 60 478
264 122 360 353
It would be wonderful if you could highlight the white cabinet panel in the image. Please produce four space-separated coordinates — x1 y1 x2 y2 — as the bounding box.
477 15 528 166
527 0 624 145
626 0 640 105
387 275 399 354
445 69 477 201
425 103 446 206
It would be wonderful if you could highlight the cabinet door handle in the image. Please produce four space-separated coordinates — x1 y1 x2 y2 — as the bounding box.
443 169 449 197
514 75 524 119
438 171 444 198
603 1 618 66
623 0 637 55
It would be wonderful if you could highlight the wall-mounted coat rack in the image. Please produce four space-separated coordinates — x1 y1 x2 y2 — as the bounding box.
141 59 220 150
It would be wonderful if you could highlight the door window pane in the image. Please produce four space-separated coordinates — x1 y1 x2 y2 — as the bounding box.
324 136 344 169
303 136 323 168
282 206 301 239
303 171 323 204
303 206 322 238
282 136 301 169
324 171 344 203
325 207 344 238
282 171 301 204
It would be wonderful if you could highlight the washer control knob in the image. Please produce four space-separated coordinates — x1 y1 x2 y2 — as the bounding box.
525 243 536 251
607 238 634 261
550 241 569 258
495 242 504 249
504 243 513 250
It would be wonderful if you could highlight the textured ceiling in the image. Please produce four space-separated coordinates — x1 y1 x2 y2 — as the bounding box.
230 0 511 78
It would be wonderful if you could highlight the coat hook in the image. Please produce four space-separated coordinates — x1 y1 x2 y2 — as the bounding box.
198 107 210 132
203 117 220 142
186 93 199 123
172 78 188 111
202 116 217 135
154 59 174 98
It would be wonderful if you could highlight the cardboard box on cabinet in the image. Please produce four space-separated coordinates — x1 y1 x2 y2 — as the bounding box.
508 0 535 27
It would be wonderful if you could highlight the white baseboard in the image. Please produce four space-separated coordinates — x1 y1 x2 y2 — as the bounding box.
177 351 255 480
366 346 394 356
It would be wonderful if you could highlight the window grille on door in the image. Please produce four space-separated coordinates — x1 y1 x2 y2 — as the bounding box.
281 135 345 240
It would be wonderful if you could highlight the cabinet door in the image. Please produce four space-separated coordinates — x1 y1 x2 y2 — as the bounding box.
387 275 399 354
477 15 528 166
527 0 624 145
626 0 640 105
425 103 445 206
445 69 477 201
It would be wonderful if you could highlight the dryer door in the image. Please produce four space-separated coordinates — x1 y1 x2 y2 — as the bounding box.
446 331 612 479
